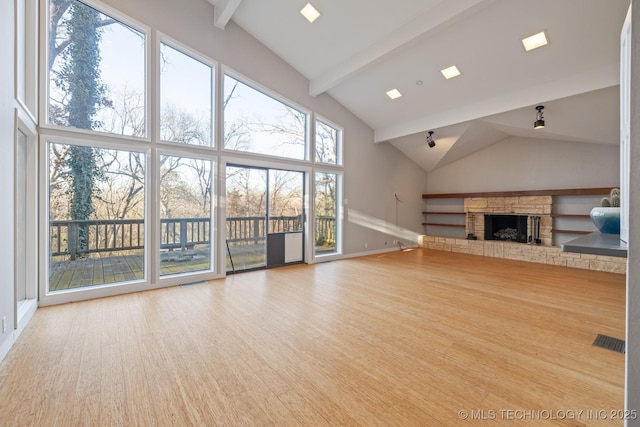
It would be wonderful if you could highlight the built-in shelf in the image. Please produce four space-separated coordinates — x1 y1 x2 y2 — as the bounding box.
422 223 466 228
551 229 592 235
422 188 610 242
423 187 612 199
422 211 466 215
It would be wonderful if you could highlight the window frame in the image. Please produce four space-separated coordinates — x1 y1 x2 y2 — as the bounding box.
222 67 311 162
15 0 39 119
40 0 151 141
314 115 343 166
158 34 216 148
312 169 343 259
14 108 39 327
155 146 218 286
39 133 152 306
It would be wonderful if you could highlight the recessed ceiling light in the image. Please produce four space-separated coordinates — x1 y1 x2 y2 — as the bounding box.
440 65 461 80
300 3 321 23
416 80 423 86
386 89 403 100
522 31 548 51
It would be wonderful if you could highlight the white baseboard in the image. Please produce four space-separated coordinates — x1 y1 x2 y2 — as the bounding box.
0 299 37 364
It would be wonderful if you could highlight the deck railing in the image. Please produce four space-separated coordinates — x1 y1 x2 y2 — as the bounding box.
50 215 335 259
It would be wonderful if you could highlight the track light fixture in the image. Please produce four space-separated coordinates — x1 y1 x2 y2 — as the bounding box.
426 131 436 148
534 105 545 129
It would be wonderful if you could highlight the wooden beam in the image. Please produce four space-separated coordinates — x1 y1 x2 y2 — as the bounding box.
212 0 242 30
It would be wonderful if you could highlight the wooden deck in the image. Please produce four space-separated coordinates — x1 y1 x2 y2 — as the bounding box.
50 249 213 291
50 253 145 291
49 237 335 290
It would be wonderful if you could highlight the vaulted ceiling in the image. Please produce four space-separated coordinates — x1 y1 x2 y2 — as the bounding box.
208 0 629 171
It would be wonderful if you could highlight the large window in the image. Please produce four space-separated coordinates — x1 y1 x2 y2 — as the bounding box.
48 141 146 291
47 0 146 137
315 172 339 255
315 119 342 165
160 42 213 146
223 74 308 160
41 1 345 301
159 155 213 276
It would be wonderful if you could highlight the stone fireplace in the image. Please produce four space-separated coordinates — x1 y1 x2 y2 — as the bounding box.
464 196 552 246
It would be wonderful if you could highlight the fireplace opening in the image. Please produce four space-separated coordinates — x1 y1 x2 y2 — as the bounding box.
484 215 528 243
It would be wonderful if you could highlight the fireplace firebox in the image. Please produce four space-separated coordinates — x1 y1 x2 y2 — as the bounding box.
484 215 528 243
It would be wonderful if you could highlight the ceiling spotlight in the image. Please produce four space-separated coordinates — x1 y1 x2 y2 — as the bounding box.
522 31 548 52
386 88 403 100
534 105 545 129
426 131 436 148
300 3 321 23
441 65 461 80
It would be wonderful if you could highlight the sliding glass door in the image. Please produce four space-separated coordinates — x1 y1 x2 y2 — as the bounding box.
267 169 304 267
225 165 304 273
225 166 268 271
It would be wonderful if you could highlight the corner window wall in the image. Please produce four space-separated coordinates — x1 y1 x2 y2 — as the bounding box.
40 0 344 302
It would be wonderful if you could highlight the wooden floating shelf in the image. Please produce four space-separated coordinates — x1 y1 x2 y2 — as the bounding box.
422 211 466 215
551 229 593 235
551 214 591 219
423 187 612 199
422 223 466 228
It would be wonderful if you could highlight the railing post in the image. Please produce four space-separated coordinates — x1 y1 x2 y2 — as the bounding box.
180 219 187 250
68 222 78 261
254 218 260 244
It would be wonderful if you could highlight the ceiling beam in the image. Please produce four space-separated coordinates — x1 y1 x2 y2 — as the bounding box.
211 0 243 30
308 0 489 97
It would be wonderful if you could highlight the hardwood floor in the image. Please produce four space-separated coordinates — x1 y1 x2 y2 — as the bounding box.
0 249 626 426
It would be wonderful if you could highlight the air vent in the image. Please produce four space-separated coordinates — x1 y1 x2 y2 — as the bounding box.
180 281 205 288
593 334 625 354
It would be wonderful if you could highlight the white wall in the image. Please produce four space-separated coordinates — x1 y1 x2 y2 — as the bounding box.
0 0 16 360
626 0 639 421
426 136 620 193
98 0 430 254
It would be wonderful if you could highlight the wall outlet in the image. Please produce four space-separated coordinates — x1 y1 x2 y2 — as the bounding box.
364 243 368 249
393 240 399 244
1 316 6 333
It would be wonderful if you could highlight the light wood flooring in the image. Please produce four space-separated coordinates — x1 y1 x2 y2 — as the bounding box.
0 248 626 426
